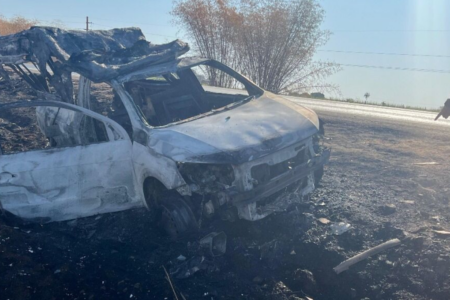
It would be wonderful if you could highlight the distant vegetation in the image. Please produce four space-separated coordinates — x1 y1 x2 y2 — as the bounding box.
173 0 340 94
0 15 37 35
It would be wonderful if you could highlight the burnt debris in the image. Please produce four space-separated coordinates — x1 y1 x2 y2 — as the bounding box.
0 27 189 102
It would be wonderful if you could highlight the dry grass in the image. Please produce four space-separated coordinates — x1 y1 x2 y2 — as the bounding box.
0 15 38 35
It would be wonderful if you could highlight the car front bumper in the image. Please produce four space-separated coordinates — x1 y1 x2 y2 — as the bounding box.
225 148 331 220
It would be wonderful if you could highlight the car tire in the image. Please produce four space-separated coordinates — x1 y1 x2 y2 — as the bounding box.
159 193 198 239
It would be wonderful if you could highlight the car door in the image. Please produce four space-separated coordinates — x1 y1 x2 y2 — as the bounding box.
0 101 140 222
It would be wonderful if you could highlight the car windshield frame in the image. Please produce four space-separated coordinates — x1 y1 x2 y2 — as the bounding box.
114 58 264 129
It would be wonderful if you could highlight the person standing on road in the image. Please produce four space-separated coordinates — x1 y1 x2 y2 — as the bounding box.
435 99 450 120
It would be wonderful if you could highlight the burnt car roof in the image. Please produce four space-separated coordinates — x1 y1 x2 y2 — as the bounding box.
0 26 189 81
115 56 209 83
0 26 189 102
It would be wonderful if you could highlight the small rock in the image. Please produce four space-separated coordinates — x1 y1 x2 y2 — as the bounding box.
378 204 396 215
317 218 330 225
294 269 317 294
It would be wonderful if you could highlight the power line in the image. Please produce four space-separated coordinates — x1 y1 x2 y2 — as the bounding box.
92 17 169 27
319 50 450 58
339 63 450 74
32 14 170 27
33 17 178 39
92 23 178 38
31 17 174 34
333 29 450 33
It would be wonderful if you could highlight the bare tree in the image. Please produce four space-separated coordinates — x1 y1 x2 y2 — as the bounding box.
364 92 370 102
172 0 242 88
172 0 340 94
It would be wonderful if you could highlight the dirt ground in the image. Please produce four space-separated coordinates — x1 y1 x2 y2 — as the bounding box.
1 76 450 300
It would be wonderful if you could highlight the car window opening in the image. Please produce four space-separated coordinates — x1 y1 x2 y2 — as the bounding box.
86 81 134 140
123 64 261 127
0 106 110 155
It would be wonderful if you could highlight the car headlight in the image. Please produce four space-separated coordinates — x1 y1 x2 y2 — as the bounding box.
178 163 235 188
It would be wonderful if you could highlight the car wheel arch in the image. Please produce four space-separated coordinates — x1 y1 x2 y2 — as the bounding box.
142 176 170 209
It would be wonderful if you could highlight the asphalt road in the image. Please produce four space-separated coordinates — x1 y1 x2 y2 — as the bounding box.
285 96 450 128
205 85 450 127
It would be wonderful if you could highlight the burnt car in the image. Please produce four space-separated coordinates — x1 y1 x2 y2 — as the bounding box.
0 27 329 236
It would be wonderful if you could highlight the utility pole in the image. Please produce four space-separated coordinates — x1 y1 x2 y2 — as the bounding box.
85 16 92 32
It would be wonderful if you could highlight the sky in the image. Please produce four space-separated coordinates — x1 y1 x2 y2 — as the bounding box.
1 0 449 109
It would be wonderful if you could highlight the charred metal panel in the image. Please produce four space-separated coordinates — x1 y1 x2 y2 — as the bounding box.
251 148 306 185
0 101 141 222
232 141 310 192
0 146 82 221
131 142 190 197
0 139 141 222
148 95 319 164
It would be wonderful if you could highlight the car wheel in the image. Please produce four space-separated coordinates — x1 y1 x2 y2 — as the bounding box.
159 193 198 239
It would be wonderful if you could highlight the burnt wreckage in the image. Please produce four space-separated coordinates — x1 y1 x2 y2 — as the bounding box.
0 27 330 236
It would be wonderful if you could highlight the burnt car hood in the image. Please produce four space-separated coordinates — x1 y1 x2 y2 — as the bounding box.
148 93 320 164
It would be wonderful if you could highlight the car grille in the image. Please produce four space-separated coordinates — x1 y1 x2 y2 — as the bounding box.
250 148 307 185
